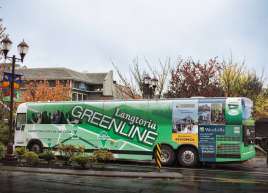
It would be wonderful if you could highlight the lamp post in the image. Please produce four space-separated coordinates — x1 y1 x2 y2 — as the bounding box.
142 74 158 99
1 36 29 156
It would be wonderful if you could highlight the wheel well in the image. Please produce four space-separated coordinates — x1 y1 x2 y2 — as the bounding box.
177 144 198 155
27 139 43 149
152 143 174 158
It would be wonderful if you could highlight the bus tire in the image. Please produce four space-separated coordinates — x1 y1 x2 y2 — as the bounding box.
28 141 43 153
177 146 198 167
156 145 175 166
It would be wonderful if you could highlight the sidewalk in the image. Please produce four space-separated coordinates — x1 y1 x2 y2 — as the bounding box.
0 165 183 179
242 157 268 169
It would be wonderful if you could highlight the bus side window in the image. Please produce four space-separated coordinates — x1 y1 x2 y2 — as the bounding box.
37 110 70 124
16 113 26 130
31 112 42 124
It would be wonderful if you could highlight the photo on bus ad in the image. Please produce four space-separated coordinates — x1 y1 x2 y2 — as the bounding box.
172 101 198 134
198 102 225 125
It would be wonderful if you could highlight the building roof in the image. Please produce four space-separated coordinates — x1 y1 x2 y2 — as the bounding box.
85 73 108 84
16 67 109 85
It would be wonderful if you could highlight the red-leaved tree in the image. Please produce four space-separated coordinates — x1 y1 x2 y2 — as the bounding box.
166 57 224 98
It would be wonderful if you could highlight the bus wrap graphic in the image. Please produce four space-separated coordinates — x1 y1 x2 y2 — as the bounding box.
16 98 256 165
198 125 225 162
70 105 158 146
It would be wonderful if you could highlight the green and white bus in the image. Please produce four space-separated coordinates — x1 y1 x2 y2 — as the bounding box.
14 97 255 167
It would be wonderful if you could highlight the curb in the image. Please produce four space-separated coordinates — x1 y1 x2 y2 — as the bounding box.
0 166 183 179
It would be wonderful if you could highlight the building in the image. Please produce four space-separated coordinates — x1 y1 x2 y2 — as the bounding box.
16 67 115 101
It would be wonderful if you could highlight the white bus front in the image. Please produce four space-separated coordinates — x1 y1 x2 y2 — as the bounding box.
14 103 27 148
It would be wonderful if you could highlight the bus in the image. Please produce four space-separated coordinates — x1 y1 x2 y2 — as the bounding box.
14 97 256 167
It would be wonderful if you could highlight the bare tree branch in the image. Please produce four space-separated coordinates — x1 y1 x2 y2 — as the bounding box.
113 57 172 99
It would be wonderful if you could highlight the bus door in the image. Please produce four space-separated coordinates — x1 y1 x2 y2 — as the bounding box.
15 113 27 145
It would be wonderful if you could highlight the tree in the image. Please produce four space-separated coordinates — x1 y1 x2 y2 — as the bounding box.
113 57 171 99
219 58 266 119
21 80 71 102
0 17 7 101
0 17 9 145
239 72 263 103
0 122 8 145
220 58 267 120
254 91 268 119
0 17 7 61
219 57 264 101
219 61 244 97
166 57 224 98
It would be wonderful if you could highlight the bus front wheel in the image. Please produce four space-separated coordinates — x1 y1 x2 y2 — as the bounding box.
28 141 43 153
156 145 175 166
177 146 198 167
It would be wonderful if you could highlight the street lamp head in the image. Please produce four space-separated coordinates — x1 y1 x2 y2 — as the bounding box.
151 77 158 87
143 74 151 85
1 36 12 59
17 39 29 62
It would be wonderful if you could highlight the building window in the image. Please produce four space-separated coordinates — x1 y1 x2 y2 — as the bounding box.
72 93 77 101
79 82 87 90
89 84 103 91
48 80 56 87
60 80 67 87
74 81 80 89
78 93 83 101
83 94 87 101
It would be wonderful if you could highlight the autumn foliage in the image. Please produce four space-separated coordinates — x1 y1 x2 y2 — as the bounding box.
166 57 224 98
21 80 71 102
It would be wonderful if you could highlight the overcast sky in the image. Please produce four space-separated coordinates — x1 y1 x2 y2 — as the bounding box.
1 0 268 76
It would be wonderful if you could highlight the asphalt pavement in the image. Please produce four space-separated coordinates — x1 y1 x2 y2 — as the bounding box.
0 158 268 193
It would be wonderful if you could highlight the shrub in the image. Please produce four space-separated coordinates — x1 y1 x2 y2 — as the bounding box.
0 123 8 145
58 144 77 164
93 150 114 162
39 150 55 164
76 145 85 154
0 143 5 159
15 147 26 162
71 154 92 169
24 151 39 166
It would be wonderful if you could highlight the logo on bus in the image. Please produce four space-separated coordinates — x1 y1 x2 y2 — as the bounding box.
98 131 110 147
228 109 239 116
71 105 158 146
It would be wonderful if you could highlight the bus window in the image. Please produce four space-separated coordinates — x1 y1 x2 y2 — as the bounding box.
16 113 26 130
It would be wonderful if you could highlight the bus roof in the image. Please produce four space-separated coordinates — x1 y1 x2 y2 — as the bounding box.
20 97 251 105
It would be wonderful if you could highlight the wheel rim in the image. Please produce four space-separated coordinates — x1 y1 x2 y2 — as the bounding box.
182 150 195 165
31 144 41 153
160 150 170 163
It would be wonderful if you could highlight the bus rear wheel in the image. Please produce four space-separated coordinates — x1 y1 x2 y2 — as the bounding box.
28 141 43 154
156 145 175 166
177 146 198 167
